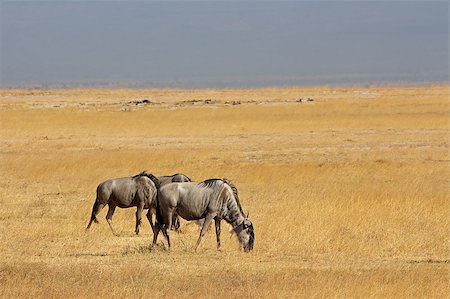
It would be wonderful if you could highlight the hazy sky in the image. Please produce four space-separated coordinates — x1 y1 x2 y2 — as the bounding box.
1 1 448 87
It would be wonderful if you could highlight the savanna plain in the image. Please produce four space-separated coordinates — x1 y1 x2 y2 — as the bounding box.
0 85 448 298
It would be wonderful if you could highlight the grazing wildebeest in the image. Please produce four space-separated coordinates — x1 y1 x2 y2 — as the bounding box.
154 178 254 252
86 172 191 236
86 171 160 236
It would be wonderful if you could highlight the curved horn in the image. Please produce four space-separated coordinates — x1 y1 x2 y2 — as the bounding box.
246 211 250 218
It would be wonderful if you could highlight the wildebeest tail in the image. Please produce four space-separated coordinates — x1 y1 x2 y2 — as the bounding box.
155 190 169 240
155 192 164 226
91 199 100 223
145 172 162 224
86 197 100 229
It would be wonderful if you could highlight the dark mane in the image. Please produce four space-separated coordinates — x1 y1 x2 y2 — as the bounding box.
172 173 191 182
198 178 245 216
133 171 160 189
159 173 192 182
133 171 146 178
178 173 191 182
222 178 245 216
199 178 222 188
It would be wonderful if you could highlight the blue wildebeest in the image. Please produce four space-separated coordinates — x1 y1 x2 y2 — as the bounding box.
86 172 190 236
86 171 160 236
154 178 254 252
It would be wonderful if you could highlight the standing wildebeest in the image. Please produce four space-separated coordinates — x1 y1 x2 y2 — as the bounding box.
154 178 254 252
86 171 160 236
86 172 190 236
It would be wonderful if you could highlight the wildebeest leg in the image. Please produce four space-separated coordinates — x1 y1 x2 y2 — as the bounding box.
151 223 170 250
194 213 215 252
171 213 181 232
135 203 144 235
214 217 221 250
146 208 155 236
106 204 118 236
152 208 173 250
160 209 173 249
151 223 160 248
161 226 170 249
86 202 106 230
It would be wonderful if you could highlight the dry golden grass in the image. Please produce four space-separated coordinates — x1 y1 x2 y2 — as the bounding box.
0 85 449 298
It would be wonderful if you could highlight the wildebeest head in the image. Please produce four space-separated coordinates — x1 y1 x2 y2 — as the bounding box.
236 218 254 252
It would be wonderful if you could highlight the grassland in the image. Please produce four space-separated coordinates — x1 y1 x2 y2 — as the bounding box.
0 85 448 298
